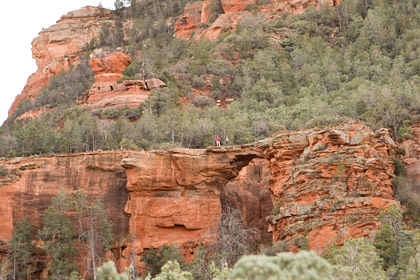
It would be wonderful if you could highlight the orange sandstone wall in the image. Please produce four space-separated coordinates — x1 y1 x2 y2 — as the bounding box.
0 147 269 277
0 151 136 277
0 120 401 277
120 148 264 269
260 120 396 253
8 6 113 117
81 52 166 110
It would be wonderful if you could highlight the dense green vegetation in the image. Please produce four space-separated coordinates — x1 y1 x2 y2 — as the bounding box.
2 0 420 156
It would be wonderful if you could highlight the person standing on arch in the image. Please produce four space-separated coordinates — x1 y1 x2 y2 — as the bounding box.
215 135 221 147
225 135 229 146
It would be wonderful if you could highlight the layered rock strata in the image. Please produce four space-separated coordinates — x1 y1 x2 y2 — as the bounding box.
79 52 166 109
0 147 271 276
0 120 399 277
120 148 266 269
260 120 396 253
9 6 113 117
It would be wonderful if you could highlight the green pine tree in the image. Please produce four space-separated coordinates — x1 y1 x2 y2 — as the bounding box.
8 217 35 280
38 190 77 279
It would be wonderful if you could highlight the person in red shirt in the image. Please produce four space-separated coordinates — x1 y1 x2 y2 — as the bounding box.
215 135 221 147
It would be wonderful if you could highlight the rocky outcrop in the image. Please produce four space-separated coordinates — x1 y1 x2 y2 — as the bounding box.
120 148 264 269
174 0 340 40
15 108 52 122
0 120 399 277
222 158 273 243
192 12 244 41
90 52 133 79
221 0 256 13
80 52 166 109
174 1 205 40
261 120 396 253
9 6 113 117
0 147 270 276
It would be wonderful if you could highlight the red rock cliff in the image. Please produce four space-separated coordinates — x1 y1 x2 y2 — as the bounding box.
174 0 340 40
0 151 137 278
0 120 400 278
0 147 270 277
80 52 166 110
260 120 396 253
120 148 267 270
8 6 113 117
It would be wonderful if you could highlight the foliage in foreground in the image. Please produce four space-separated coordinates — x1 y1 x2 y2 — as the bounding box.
229 251 334 280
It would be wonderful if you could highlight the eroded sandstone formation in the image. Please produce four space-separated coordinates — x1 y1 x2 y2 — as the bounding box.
174 1 205 39
260 120 396 253
222 158 273 243
78 52 166 109
8 2 343 119
0 151 137 277
9 6 113 117
0 120 401 277
120 148 265 269
0 147 271 276
174 0 340 40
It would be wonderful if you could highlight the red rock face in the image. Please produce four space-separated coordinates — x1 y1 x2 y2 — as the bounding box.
0 151 137 278
193 12 244 41
221 0 257 13
9 6 113 117
261 120 396 253
201 0 212 23
83 52 166 110
222 158 273 243
0 147 266 276
175 0 340 40
120 148 263 270
0 120 399 277
174 1 204 40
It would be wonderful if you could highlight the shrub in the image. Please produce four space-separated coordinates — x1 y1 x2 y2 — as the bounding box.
6 150 17 159
141 245 185 277
101 108 121 119
0 165 8 177
122 106 143 120
191 76 206 89
213 206 260 267
97 261 128 280
119 138 138 150
153 261 193 280
258 241 288 256
327 238 386 280
392 158 406 177
191 96 215 107
398 120 413 140
230 251 334 280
